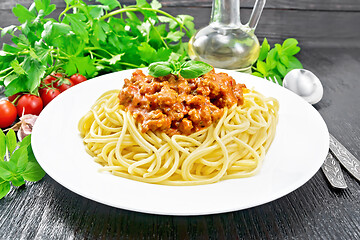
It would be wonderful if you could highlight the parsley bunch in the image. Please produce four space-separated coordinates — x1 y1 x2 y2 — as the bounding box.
0 0 195 97
0 130 45 199
252 38 303 85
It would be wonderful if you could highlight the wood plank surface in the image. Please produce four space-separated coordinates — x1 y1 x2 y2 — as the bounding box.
1 0 360 239
2 0 360 11
0 47 360 240
1 1 360 47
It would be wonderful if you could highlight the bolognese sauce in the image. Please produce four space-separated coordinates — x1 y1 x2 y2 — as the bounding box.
118 69 246 136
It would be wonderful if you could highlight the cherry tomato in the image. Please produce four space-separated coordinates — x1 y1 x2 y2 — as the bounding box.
70 74 87 85
39 88 61 106
55 78 74 92
8 92 23 105
16 94 43 117
0 100 17 128
41 73 63 87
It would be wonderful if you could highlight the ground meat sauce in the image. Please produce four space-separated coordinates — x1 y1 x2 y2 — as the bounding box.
118 69 246 136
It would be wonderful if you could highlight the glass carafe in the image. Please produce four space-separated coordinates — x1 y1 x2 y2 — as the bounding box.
188 0 266 72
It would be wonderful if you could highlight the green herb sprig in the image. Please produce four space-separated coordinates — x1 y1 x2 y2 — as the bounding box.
252 38 303 85
0 0 195 97
0 130 45 199
148 60 213 78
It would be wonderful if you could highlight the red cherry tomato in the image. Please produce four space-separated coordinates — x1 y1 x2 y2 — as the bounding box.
70 74 87 85
16 94 43 117
8 92 23 105
0 100 17 128
39 88 61 107
41 73 63 87
55 78 74 92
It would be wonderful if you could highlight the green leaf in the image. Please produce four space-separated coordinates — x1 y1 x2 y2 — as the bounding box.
0 161 15 181
150 0 162 10
180 61 213 79
258 38 270 61
6 130 17 157
34 0 56 16
64 13 89 43
166 31 185 42
10 147 28 173
282 38 300 56
252 71 264 78
4 74 30 96
177 15 195 37
279 54 289 67
42 22 72 46
12 4 36 24
138 42 157 64
256 60 268 75
1 25 17 38
288 56 303 69
148 62 173 77
276 62 287 77
22 57 46 92
11 174 25 187
0 179 11 199
158 16 178 30
10 60 26 75
0 131 6 161
63 56 97 77
106 53 125 65
2 44 21 54
266 48 278 69
89 5 107 19
96 0 121 11
136 0 151 8
21 161 46 182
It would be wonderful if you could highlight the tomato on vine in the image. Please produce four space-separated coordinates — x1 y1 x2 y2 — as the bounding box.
70 74 87 85
39 88 61 106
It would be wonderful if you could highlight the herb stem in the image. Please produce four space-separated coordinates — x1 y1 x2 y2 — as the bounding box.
85 47 113 58
100 7 190 36
0 67 13 75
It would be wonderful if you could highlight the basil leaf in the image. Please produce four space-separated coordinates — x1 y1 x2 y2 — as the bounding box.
148 62 173 77
180 61 213 79
21 161 46 182
10 147 28 173
0 180 11 200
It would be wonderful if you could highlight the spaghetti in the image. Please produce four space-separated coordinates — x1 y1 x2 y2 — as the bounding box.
78 73 279 185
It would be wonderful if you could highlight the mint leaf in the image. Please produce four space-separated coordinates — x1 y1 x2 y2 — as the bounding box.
180 61 213 79
148 62 173 77
22 161 46 182
0 179 11 199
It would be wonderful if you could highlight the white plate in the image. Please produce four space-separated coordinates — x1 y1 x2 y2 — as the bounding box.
32 69 329 216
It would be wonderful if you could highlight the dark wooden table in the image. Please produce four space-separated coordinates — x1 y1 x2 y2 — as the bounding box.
1 1 360 239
